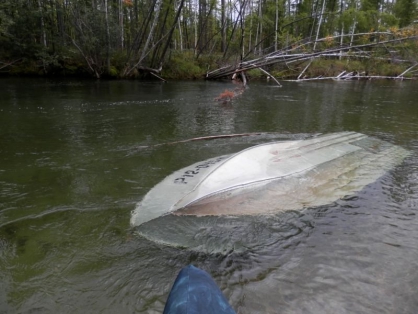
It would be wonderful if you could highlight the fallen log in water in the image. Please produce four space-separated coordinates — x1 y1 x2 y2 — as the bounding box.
250 65 281 86
289 74 415 82
137 64 167 81
150 72 167 82
206 33 418 81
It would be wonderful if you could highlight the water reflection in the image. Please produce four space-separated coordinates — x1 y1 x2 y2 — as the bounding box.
0 78 417 313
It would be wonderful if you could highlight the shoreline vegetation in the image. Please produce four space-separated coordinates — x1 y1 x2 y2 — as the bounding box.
1 0 417 82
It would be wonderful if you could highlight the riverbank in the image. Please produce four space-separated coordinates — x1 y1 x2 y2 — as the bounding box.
1 51 416 81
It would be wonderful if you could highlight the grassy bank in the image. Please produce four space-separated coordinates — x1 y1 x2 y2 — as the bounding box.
1 51 416 81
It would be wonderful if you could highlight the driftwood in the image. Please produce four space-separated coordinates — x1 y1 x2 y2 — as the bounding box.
297 59 313 80
0 59 21 70
332 70 415 80
137 63 167 81
397 63 418 78
150 72 167 82
241 71 247 86
136 132 268 149
336 71 347 78
137 63 163 73
289 71 415 81
251 65 282 86
206 65 234 77
206 33 418 81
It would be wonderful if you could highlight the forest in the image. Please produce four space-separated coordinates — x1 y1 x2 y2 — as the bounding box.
0 0 417 80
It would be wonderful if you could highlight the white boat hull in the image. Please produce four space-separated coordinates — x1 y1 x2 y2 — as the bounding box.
131 132 409 229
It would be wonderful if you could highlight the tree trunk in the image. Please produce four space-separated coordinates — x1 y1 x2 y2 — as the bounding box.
257 0 263 55
177 0 184 50
104 0 111 74
37 0 47 48
56 0 65 45
221 0 226 52
119 0 124 49
313 0 326 51
275 0 278 51
159 0 186 63
139 0 163 64
240 0 246 60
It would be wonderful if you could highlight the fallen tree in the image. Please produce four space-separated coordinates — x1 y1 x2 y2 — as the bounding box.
206 31 418 82
0 59 21 71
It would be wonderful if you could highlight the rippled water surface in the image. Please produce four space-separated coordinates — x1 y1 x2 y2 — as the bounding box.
1 78 417 313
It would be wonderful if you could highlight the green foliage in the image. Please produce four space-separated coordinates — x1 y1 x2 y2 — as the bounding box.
36 50 61 69
357 10 379 33
1 0 418 79
379 13 399 29
108 66 119 77
394 0 417 27
8 59 39 75
361 0 382 11
246 68 264 79
164 51 204 79
370 61 405 76
196 53 220 71
0 6 13 37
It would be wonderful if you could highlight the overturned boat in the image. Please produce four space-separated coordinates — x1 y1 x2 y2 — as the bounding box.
131 132 409 250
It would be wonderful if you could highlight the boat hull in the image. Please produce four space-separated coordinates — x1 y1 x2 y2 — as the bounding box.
131 132 409 228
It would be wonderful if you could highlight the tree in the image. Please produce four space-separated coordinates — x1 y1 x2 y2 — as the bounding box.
394 0 417 27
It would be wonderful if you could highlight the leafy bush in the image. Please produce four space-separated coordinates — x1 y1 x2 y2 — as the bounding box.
164 50 204 79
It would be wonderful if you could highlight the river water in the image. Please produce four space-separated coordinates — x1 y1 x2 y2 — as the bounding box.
0 78 417 313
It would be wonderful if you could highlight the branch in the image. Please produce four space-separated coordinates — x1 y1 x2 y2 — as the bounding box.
0 59 21 70
67 35 101 78
397 63 418 78
150 71 167 82
135 132 268 149
251 65 282 86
